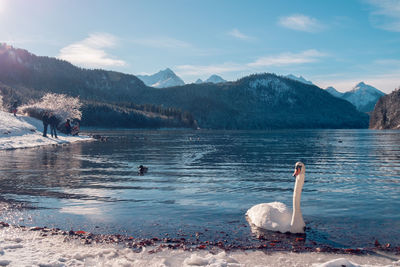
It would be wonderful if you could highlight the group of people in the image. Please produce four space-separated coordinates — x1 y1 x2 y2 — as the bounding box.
64 119 80 136
42 111 58 138
42 112 80 138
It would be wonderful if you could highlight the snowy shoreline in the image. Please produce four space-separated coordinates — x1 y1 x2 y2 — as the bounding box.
0 224 399 267
0 111 92 150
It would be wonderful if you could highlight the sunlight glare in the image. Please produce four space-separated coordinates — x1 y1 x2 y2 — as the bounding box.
0 0 5 14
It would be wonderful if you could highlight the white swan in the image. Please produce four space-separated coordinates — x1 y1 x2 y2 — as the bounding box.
246 162 306 234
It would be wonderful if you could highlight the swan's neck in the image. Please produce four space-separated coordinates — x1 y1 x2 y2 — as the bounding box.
290 173 305 233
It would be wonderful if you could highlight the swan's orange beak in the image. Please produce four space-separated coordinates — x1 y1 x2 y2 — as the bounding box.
293 167 301 177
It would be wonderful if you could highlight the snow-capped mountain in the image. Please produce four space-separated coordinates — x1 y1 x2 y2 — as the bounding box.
325 82 385 112
342 82 385 112
325 86 344 98
204 75 226 84
285 74 314 85
0 44 369 129
194 75 226 84
137 68 185 88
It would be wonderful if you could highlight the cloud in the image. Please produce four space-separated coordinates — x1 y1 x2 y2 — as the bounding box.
176 49 327 77
227 28 253 40
248 50 327 67
278 14 324 32
130 37 192 49
58 33 126 68
366 0 400 31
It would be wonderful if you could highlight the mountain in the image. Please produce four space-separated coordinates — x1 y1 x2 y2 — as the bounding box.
194 75 226 84
0 44 196 128
130 73 368 129
136 68 185 88
370 88 400 129
325 86 343 98
204 75 226 84
0 44 369 129
0 43 147 101
325 82 385 112
285 74 313 85
342 82 385 112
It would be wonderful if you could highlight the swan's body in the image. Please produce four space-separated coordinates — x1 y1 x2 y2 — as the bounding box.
246 162 306 234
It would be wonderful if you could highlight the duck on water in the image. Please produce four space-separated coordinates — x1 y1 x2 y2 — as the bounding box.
246 162 306 234
138 165 148 175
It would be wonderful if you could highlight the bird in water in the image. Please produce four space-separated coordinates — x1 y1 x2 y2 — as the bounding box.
138 165 148 175
246 162 306 234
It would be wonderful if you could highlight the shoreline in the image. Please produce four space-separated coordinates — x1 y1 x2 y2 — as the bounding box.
0 133 93 151
1 221 399 254
0 112 92 151
0 222 399 267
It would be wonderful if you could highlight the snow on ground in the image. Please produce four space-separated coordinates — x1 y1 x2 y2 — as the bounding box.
0 226 399 267
0 111 91 150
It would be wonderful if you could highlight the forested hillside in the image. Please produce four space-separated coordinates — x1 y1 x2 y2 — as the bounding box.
0 44 368 129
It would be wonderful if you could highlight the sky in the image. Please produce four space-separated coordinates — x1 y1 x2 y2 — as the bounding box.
1 0 400 93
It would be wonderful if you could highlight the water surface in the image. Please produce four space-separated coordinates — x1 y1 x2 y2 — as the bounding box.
0 129 399 248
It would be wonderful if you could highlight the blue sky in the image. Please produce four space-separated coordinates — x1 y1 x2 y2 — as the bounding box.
1 0 399 93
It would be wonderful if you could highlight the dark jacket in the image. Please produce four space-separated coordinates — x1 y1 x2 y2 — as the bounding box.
42 113 50 125
49 115 58 127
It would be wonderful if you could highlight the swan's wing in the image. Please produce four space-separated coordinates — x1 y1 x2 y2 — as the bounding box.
246 202 292 233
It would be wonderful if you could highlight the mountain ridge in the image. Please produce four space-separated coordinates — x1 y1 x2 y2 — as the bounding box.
325 86 343 98
133 73 368 129
204 74 227 84
285 74 313 85
325 82 385 112
342 82 385 112
136 68 185 88
0 44 369 129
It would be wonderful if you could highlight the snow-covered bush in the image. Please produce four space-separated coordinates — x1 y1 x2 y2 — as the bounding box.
19 93 82 125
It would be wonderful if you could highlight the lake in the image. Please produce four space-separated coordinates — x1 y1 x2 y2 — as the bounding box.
0 129 399 249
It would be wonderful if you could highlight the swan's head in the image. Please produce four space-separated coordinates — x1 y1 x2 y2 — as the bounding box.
293 162 305 178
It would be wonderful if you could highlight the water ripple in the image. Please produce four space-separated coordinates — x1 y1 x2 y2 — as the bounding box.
0 129 399 247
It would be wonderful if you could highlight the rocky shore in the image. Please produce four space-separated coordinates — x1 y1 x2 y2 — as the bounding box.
0 221 399 266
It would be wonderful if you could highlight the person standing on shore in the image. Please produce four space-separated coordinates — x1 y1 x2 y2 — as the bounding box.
42 111 50 137
12 101 18 116
49 113 58 139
